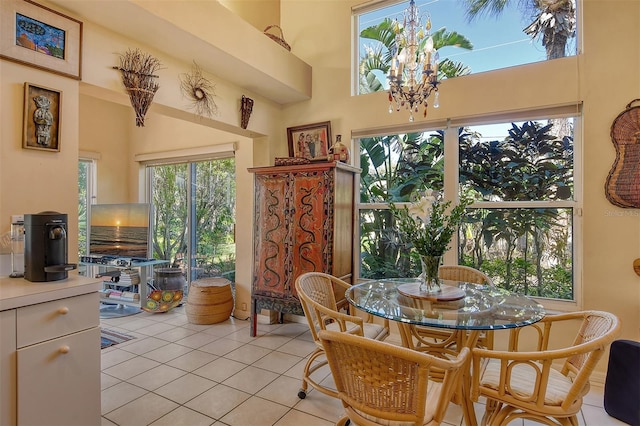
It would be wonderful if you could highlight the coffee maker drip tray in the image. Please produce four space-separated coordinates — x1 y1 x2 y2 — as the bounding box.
44 264 77 273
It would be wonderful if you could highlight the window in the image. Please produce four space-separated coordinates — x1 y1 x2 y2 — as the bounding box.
459 119 576 301
359 127 446 279
354 0 578 95
145 157 236 284
357 113 580 308
78 158 96 258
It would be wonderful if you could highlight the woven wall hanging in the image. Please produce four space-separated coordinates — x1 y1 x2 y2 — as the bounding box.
114 49 162 127
180 61 218 119
605 99 640 208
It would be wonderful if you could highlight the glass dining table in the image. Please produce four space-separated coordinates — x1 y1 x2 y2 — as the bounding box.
345 277 545 426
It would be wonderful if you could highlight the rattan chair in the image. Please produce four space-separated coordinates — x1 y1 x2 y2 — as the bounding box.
471 310 621 426
319 329 470 426
295 272 390 399
438 265 493 285
404 265 495 355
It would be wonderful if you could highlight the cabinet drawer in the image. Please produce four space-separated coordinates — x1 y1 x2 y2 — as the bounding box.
17 292 99 348
17 327 101 426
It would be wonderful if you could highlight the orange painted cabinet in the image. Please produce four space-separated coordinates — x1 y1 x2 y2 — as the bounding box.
248 162 358 336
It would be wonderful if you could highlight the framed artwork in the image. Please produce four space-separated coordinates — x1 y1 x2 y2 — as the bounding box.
23 82 61 152
0 0 83 80
287 121 331 161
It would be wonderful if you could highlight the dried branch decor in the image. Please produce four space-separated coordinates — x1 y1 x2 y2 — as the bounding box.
180 61 218 118
113 49 162 127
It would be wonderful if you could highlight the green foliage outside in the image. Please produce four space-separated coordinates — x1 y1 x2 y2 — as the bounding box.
78 161 88 257
151 159 236 282
359 122 574 301
357 3 576 300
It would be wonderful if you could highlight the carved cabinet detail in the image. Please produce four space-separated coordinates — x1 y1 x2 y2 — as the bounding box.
249 162 358 336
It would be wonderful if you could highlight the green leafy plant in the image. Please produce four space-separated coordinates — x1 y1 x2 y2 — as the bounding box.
390 190 472 256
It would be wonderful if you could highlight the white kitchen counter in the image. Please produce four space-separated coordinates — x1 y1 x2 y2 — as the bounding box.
0 272 101 311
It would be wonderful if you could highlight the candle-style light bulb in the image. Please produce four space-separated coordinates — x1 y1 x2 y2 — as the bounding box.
425 36 434 53
398 48 407 64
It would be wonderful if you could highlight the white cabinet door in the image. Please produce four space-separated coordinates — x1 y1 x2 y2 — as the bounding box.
0 309 17 425
17 327 101 426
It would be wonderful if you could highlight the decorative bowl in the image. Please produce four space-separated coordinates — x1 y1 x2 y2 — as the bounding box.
141 290 183 313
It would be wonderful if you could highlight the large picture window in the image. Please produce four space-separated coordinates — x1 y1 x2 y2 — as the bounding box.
354 0 578 95
357 114 579 308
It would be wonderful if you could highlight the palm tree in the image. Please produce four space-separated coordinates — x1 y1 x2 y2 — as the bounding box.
463 0 576 60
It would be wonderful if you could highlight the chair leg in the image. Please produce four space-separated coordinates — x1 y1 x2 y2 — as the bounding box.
298 348 338 399
481 399 501 426
560 415 579 426
494 406 566 426
336 415 350 426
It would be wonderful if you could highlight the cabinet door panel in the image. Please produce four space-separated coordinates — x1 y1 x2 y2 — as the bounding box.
291 170 331 286
0 310 17 426
17 327 101 426
253 173 289 298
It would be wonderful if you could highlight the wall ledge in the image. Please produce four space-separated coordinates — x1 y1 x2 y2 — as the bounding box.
51 0 311 105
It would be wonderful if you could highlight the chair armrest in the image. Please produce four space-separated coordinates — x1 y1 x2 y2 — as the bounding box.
329 275 389 329
312 300 366 336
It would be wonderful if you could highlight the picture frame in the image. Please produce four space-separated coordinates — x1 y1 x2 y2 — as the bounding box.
23 82 61 152
287 121 332 161
1 0 83 80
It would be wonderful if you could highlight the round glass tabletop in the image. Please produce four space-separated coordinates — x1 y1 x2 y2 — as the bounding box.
346 278 545 330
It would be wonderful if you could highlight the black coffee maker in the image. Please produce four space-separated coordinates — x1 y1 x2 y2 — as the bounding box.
24 211 77 282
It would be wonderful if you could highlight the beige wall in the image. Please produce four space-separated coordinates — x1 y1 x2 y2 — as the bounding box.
1 0 638 380
1 61 82 261
219 0 280 33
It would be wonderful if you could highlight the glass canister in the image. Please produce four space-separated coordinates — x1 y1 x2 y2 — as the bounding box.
329 134 350 163
10 215 24 278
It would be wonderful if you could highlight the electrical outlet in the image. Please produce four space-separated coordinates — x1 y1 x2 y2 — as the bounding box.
241 302 247 311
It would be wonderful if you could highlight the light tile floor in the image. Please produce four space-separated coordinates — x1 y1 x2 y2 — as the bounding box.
100 305 627 426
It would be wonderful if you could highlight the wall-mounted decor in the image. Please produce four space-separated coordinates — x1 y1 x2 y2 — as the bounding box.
23 82 61 152
605 99 640 208
113 48 162 127
240 95 253 129
0 0 82 80
287 121 331 161
179 61 218 119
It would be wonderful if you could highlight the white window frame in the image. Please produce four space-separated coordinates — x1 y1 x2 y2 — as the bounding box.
353 107 583 312
351 0 581 97
78 154 98 256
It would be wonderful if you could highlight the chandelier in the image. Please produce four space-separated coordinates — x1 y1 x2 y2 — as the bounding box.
387 0 440 122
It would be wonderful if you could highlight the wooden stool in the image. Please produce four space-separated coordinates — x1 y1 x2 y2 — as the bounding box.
186 278 233 324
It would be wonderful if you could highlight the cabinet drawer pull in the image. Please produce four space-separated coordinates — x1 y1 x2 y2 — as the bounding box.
59 345 70 354
57 307 70 315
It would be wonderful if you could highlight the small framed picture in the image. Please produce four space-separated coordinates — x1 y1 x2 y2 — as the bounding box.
287 121 331 161
23 82 61 152
0 0 83 80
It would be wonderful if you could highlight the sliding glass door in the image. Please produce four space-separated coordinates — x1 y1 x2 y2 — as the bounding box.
147 158 236 285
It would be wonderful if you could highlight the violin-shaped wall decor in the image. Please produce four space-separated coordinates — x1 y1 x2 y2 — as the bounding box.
605 99 640 208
